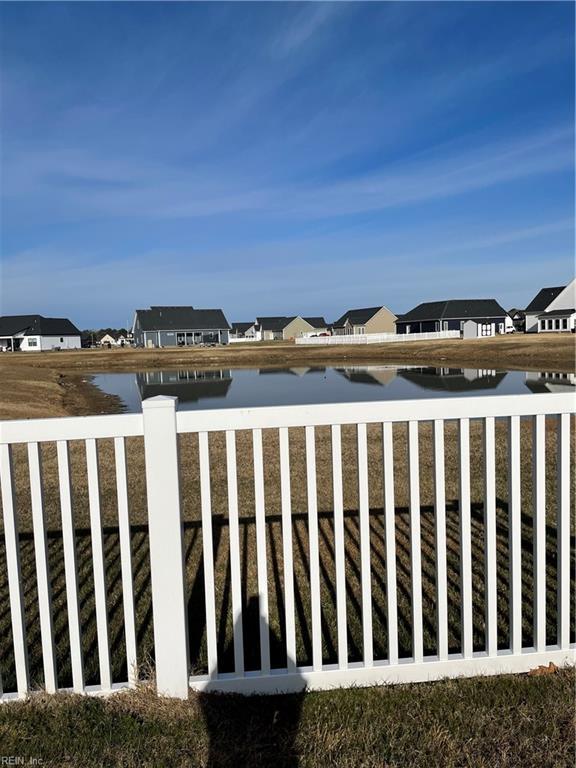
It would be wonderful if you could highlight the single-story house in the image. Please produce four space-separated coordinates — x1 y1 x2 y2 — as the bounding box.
525 279 575 333
0 315 81 351
523 281 575 333
302 317 328 336
98 331 131 347
508 309 525 333
132 306 231 347
332 306 396 336
230 322 259 339
257 316 317 340
395 299 510 337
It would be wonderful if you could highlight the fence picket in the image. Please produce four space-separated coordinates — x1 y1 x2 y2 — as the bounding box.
532 414 546 652
253 428 270 673
408 421 423 663
279 427 297 671
433 420 448 662
114 437 137 686
382 422 398 665
57 440 84 693
508 416 522 654
484 417 497 657
306 426 322 671
557 413 570 649
357 423 373 667
85 439 112 691
199 431 218 675
459 418 473 659
226 430 244 675
27 442 57 693
0 444 29 697
331 424 348 670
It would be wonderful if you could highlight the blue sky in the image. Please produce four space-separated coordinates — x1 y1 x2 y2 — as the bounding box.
1 1 574 328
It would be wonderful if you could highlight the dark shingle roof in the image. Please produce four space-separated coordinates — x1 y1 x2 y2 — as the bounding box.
524 286 564 313
257 316 296 331
303 316 327 328
231 322 254 334
537 308 575 318
332 307 384 327
135 306 231 331
0 315 81 337
398 299 507 323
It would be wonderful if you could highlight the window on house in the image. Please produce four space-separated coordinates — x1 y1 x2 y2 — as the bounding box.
562 318 568 330
554 319 560 330
28 338 38 347
547 319 554 330
60 337 64 343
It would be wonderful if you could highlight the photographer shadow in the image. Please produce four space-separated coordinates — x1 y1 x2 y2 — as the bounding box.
199 596 306 768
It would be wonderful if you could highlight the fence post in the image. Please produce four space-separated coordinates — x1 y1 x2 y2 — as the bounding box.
142 396 189 698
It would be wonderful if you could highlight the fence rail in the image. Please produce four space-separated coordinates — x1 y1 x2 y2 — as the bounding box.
0 393 574 701
295 330 460 345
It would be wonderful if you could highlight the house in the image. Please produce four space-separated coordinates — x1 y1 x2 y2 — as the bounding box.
302 317 328 336
395 299 509 337
132 306 231 347
257 316 317 340
524 279 575 333
230 322 256 339
0 315 81 351
508 309 525 333
332 306 396 336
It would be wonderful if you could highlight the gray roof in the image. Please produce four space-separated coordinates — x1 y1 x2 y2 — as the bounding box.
537 308 575 318
0 315 81 337
303 316 327 328
333 307 384 327
525 286 564 313
135 306 231 331
231 322 255 333
257 316 297 331
398 299 507 323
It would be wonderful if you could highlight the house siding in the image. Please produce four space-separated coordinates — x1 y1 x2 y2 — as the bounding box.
282 317 315 339
365 306 397 334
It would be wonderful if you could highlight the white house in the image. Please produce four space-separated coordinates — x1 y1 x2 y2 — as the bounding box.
524 280 576 333
0 315 81 352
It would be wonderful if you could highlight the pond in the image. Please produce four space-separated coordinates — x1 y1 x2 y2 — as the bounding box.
92 365 575 412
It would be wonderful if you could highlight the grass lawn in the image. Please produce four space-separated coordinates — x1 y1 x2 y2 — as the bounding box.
0 669 573 767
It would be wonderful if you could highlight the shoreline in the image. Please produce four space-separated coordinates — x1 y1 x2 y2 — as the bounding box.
0 334 573 420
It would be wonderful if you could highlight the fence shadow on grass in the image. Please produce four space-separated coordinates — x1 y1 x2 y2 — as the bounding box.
0 500 573 692
199 596 305 768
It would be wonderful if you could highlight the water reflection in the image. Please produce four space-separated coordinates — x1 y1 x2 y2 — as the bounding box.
524 370 576 394
136 369 232 402
92 365 575 413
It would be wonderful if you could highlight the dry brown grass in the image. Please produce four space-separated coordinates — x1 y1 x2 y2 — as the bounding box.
0 333 573 421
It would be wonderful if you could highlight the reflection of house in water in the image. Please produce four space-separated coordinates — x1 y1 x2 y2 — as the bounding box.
258 367 326 377
524 371 576 394
136 369 232 402
336 366 397 387
397 367 506 392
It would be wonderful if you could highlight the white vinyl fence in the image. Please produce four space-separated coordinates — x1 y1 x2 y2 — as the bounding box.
296 330 460 345
0 393 574 701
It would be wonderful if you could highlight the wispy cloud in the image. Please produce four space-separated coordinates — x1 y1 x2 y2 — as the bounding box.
272 3 344 56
